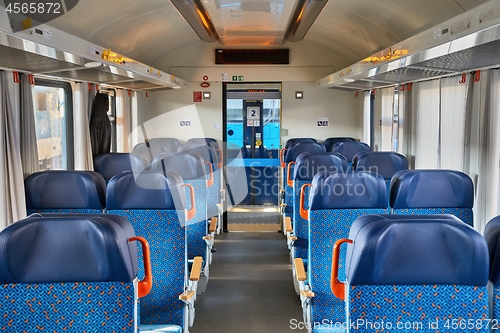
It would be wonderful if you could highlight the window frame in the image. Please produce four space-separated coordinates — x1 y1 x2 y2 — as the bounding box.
31 78 74 170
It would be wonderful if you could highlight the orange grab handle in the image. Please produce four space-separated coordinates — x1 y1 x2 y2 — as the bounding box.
205 161 214 187
330 238 353 301
182 184 196 220
299 184 313 220
129 236 152 298
279 148 287 168
287 162 296 188
216 149 223 169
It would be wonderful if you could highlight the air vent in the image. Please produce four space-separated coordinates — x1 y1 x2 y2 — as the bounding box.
215 49 289 65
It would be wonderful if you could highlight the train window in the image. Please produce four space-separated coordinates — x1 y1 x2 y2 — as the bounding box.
32 80 73 170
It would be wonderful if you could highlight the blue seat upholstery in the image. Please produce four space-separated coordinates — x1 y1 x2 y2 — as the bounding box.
0 214 149 332
94 152 149 182
107 171 193 329
331 142 370 169
484 216 500 321
333 214 488 332
25 170 106 214
297 171 387 330
291 154 348 261
355 152 408 207
390 169 474 226
283 142 326 220
323 137 355 152
151 152 213 286
284 138 317 149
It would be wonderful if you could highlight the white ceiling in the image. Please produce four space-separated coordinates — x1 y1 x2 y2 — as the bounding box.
47 0 490 68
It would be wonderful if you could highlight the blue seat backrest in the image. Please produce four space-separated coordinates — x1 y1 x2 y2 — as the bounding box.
150 137 181 151
356 151 408 207
344 214 488 329
106 171 187 327
187 137 221 151
307 171 387 325
355 151 408 178
25 170 106 214
484 216 500 320
331 141 371 163
151 152 208 262
0 215 139 332
284 137 317 149
323 137 356 152
390 169 474 226
285 142 326 164
133 142 172 163
292 154 348 262
178 143 219 218
94 153 149 182
151 152 206 180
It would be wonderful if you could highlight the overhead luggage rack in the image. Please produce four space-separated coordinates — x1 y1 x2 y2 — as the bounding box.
0 10 186 90
317 0 500 90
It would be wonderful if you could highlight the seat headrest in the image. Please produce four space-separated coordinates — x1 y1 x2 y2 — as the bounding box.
178 143 218 169
323 137 356 152
149 138 181 150
309 171 387 209
346 214 488 286
351 151 370 170
284 138 317 149
151 152 206 180
93 153 148 181
133 142 172 162
484 216 500 285
187 137 221 150
25 171 106 210
331 142 371 162
293 153 348 180
295 152 311 166
106 171 186 210
355 152 408 179
390 170 474 208
0 215 138 284
285 142 326 163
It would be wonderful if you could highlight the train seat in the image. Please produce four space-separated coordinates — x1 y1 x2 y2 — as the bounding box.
133 141 173 164
0 214 152 332
25 170 106 214
294 171 387 330
178 142 221 228
282 142 326 221
94 152 149 182
484 215 500 321
322 137 356 152
390 169 474 226
151 152 216 293
287 153 347 262
106 171 201 332
331 142 371 169
331 214 488 333
355 151 408 207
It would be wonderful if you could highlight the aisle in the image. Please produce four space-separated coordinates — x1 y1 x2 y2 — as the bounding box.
190 232 306 332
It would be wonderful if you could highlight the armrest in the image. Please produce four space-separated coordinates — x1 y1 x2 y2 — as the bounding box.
294 258 307 281
284 217 293 233
209 217 218 233
179 290 195 301
190 256 203 282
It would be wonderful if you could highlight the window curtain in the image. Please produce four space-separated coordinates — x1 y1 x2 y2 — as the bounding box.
130 91 147 149
20 74 39 177
116 89 132 152
397 85 415 168
413 80 440 169
439 76 469 171
74 83 95 170
475 70 500 233
362 91 371 145
0 71 26 229
380 87 395 151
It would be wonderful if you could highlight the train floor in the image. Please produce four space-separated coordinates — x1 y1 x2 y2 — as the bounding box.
190 232 306 333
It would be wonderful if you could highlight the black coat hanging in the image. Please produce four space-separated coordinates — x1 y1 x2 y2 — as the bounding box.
89 92 111 158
